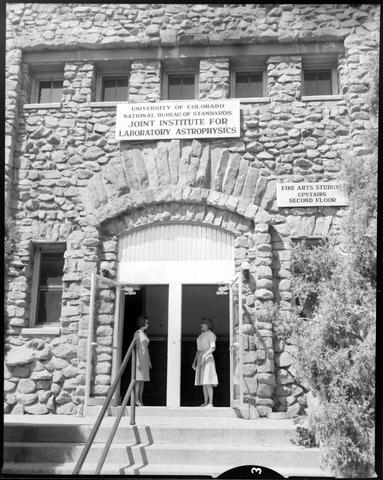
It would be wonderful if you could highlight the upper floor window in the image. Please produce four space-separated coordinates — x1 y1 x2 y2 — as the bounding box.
301 53 339 98
233 71 264 98
303 70 332 96
30 244 65 326
101 76 129 102
165 73 197 100
38 79 63 103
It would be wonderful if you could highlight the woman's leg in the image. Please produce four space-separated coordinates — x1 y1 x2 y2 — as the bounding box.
139 381 144 405
201 385 208 406
206 385 213 406
135 381 143 405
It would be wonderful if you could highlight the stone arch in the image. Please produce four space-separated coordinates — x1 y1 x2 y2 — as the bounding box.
80 140 276 228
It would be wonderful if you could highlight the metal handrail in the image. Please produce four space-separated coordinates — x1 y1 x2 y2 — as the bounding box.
72 337 137 475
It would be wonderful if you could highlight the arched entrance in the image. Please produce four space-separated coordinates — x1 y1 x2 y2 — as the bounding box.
117 222 235 407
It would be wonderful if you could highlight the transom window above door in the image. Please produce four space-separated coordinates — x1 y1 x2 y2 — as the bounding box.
118 223 235 284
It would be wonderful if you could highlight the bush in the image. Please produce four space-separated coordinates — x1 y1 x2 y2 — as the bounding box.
273 51 377 477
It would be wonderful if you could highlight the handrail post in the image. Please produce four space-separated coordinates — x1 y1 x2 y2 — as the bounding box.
130 345 136 425
72 337 136 475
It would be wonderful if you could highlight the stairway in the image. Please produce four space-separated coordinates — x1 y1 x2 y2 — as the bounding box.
3 408 329 477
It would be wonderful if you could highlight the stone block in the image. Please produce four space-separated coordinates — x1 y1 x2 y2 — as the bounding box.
255 289 274 300
243 363 257 377
31 369 52 381
4 380 16 392
256 279 273 290
52 343 77 359
6 346 34 366
25 403 49 415
275 351 294 368
16 393 38 405
51 383 61 395
17 378 36 394
257 405 273 417
56 390 72 405
56 402 78 415
256 266 273 279
257 383 274 398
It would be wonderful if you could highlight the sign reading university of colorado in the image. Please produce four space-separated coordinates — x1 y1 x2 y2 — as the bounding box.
277 182 349 207
115 100 240 141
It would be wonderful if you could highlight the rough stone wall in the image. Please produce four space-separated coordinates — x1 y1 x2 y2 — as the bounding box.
129 61 162 103
199 58 230 100
5 3 379 415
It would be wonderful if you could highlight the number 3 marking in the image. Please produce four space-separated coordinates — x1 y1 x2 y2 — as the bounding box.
251 467 262 475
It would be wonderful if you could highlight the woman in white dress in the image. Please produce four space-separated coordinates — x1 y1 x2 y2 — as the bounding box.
192 317 218 407
133 315 151 406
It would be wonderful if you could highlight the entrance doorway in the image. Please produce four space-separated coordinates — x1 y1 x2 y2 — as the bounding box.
121 285 168 406
181 285 230 407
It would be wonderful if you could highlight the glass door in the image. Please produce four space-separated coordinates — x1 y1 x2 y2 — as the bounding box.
229 274 244 407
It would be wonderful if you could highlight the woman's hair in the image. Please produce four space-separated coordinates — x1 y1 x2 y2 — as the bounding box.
200 317 214 331
137 315 149 327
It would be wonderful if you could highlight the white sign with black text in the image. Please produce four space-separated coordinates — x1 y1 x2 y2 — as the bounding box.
277 182 349 207
115 100 241 141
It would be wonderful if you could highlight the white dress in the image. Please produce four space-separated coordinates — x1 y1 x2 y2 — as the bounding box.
134 330 150 382
194 330 218 387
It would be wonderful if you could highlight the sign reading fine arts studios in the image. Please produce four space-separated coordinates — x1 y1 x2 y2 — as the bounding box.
277 182 349 207
115 100 240 141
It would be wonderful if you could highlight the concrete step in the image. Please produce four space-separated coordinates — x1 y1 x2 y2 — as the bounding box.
91 406 240 417
1 461 330 477
4 419 298 446
4 441 321 468
3 415 326 477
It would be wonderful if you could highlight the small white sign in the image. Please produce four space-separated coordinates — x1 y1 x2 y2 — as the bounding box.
277 182 349 207
115 100 240 141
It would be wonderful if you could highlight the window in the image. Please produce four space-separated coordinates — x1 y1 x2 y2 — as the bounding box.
303 70 332 96
30 244 65 326
233 71 264 98
29 68 65 104
166 73 197 100
38 79 63 103
101 76 129 102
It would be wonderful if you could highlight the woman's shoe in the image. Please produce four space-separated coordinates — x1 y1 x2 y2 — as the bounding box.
205 404 214 408
200 403 207 407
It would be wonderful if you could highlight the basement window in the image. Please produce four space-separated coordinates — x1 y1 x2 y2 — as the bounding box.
30 244 65 327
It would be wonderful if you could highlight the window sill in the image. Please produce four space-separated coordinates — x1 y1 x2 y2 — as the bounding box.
23 103 61 110
90 101 124 107
235 97 270 104
90 97 271 107
21 325 61 335
301 95 342 101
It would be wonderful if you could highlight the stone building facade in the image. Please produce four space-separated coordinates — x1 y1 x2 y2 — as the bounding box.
4 3 379 416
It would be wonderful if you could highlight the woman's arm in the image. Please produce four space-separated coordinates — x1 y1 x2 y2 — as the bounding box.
202 332 216 362
192 351 198 369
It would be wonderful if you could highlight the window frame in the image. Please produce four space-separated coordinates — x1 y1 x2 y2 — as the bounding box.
31 72 64 104
96 71 130 102
162 71 199 100
302 67 339 97
230 68 267 99
30 243 66 328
